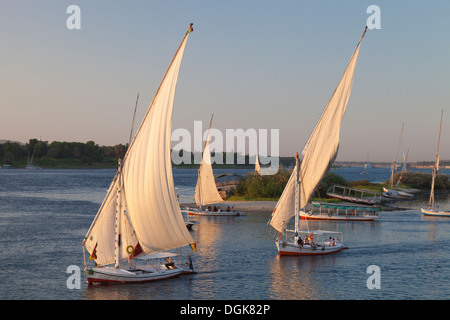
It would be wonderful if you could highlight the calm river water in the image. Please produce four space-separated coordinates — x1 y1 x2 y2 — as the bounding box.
0 167 449 300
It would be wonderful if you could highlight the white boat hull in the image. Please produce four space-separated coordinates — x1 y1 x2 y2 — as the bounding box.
421 208 450 217
182 208 242 216
276 239 345 256
86 267 182 284
382 188 414 199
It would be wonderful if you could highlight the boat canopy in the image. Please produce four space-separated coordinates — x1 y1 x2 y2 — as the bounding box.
136 252 179 260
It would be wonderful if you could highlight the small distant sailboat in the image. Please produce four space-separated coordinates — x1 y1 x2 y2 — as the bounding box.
421 109 450 217
383 123 414 199
395 149 409 187
361 153 369 174
82 24 197 284
255 148 261 175
183 114 242 216
25 140 41 169
268 27 368 256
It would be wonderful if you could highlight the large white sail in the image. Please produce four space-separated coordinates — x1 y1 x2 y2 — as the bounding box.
83 173 119 266
194 115 224 206
270 27 367 233
84 25 195 263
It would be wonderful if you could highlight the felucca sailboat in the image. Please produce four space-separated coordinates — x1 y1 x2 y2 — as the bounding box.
268 27 368 256
421 109 450 217
255 147 261 175
183 114 242 216
383 123 414 199
82 24 197 283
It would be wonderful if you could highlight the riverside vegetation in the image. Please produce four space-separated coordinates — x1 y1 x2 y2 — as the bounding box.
229 170 450 201
1 139 295 169
0 139 127 168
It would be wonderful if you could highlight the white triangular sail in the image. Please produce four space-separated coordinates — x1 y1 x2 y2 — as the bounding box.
269 27 367 233
83 173 120 266
194 115 224 206
255 149 261 175
84 25 195 264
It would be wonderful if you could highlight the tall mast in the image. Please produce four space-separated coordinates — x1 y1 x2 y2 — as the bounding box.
429 109 444 210
389 123 404 189
294 152 300 240
128 92 140 146
114 158 123 268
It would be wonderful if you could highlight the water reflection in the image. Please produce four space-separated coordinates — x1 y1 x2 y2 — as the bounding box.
268 255 342 300
83 275 197 300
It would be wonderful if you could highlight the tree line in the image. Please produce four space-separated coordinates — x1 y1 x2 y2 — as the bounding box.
0 139 127 167
1 139 294 168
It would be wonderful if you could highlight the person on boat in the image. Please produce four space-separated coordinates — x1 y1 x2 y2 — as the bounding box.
309 234 314 244
297 237 303 247
165 257 176 269
327 237 333 246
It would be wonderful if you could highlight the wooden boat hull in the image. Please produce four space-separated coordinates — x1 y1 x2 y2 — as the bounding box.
327 193 376 205
421 208 450 217
276 240 345 256
86 267 182 284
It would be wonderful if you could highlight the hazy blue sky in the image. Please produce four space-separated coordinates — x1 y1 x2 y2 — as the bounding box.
1 1 449 162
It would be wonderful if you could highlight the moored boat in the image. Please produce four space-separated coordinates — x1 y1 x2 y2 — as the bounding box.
421 109 450 217
300 202 381 221
383 123 414 199
327 185 380 205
